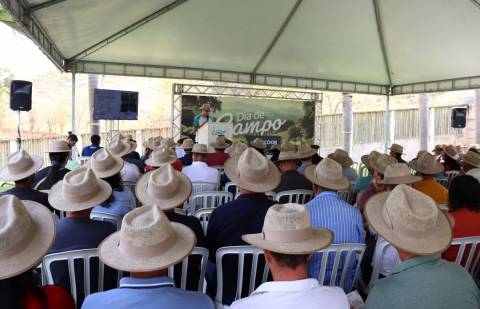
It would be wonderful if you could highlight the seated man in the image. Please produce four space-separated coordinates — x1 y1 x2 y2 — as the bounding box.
180 138 194 166
328 149 358 182
34 141 71 190
410 152 448 204
250 137 267 155
0 150 52 212
145 145 182 172
108 135 141 182
364 185 480 309
207 136 230 166
81 134 102 157
206 148 280 306
389 143 406 164
274 150 312 194
123 134 145 172
231 203 349 309
82 205 214 309
182 144 219 187
304 158 365 290
296 144 317 175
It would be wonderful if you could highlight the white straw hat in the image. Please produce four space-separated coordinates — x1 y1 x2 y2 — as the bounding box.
224 148 280 192
49 167 112 212
145 146 178 167
0 195 56 279
409 153 444 175
161 138 176 149
278 150 300 162
99 205 196 272
443 145 459 160
135 164 192 209
378 163 422 185
304 157 349 191
250 138 266 150
297 144 317 160
462 150 480 168
47 140 71 153
86 148 124 178
365 185 452 255
242 203 333 254
182 138 194 150
144 136 163 150
328 149 353 167
210 136 229 149
361 151 381 170
0 150 43 182
192 144 209 154
389 143 404 155
369 154 397 174
108 136 136 157
225 142 248 157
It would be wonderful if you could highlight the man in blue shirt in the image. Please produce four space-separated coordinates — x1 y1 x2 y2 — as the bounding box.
82 134 102 157
82 205 214 309
304 157 365 290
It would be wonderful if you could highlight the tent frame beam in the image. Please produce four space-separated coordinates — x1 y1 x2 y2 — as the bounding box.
28 0 68 12
372 0 393 87
67 0 189 64
392 75 480 95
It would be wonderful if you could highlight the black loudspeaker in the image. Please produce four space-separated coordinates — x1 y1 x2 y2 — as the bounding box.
10 80 32 111
451 107 467 128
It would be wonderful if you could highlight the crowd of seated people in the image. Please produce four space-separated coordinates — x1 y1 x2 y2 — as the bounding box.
0 133 479 309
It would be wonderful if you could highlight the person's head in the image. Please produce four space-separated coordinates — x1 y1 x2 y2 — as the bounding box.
66 133 78 147
328 149 353 168
0 150 43 188
200 104 211 117
250 138 267 156
442 145 459 161
409 152 444 178
369 154 397 177
456 144 466 154
448 175 480 212
277 151 300 172
361 151 381 175
91 134 101 145
432 144 444 156
108 135 135 158
304 157 349 194
181 138 194 154
461 150 480 173
389 143 404 159
297 144 317 163
191 144 209 162
378 163 422 191
210 136 229 153
225 142 248 158
145 146 178 168
47 140 71 167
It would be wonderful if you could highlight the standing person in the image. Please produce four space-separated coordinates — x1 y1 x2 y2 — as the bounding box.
231 203 349 309
0 150 52 212
193 104 215 142
66 133 79 161
274 150 312 194
443 145 461 172
410 152 448 204
180 138 194 166
34 140 71 190
0 195 75 309
250 138 267 155
82 134 102 157
389 143 406 164
364 185 480 309
296 144 317 175
182 144 219 187
328 149 358 182
108 135 141 183
207 136 230 166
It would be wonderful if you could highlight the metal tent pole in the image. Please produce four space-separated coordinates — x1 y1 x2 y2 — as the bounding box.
384 87 392 153
71 71 76 133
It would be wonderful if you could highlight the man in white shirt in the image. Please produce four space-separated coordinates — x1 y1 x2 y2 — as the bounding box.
182 143 219 185
231 203 349 309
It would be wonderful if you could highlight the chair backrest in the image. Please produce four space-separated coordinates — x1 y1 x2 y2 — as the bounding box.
42 249 105 305
167 247 209 292
337 190 352 204
121 181 136 192
437 177 449 188
451 236 480 275
191 181 219 195
368 238 391 289
194 207 216 234
225 181 239 196
358 163 369 177
274 189 313 204
211 165 225 176
189 191 233 214
90 211 122 231
315 243 366 293
216 246 270 306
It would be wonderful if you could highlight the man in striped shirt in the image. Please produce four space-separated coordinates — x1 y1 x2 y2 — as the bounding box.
304 158 365 291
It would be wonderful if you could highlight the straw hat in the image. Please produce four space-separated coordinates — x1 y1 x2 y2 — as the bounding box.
145 146 177 167
378 163 422 185
365 185 452 255
415 150 430 159
389 143 404 155
432 144 445 153
468 143 480 153
269 144 281 152
224 148 280 192
86 148 124 178
225 142 248 157
200 103 211 112
242 203 333 255
136 165 192 208
99 205 195 272
108 136 136 157
49 167 112 212
192 144 209 154
409 153 444 175
0 195 56 280
250 138 266 150
0 150 43 182
443 145 459 160
47 140 71 153
328 149 353 167
297 144 317 160
182 138 194 150
462 150 480 168
361 151 381 170
280 142 295 152
304 157 349 191
211 136 229 150
369 154 397 174
278 151 300 162
161 138 176 149
144 136 163 150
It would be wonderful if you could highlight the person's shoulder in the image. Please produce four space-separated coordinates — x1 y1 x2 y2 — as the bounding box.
82 289 119 308
41 285 75 308
311 286 350 307
180 289 214 307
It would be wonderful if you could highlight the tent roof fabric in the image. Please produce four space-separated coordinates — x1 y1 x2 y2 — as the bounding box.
2 0 480 95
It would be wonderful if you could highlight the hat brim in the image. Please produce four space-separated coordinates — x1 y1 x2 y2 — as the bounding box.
361 155 374 170
145 156 177 167
365 191 452 255
304 165 350 191
86 157 124 179
250 143 266 150
378 175 423 185
297 149 317 160
135 171 192 209
48 179 112 212
389 148 403 155
409 160 444 175
462 157 480 168
242 228 333 255
99 223 196 272
224 156 281 193
0 201 56 280
0 156 43 182
109 142 136 157
329 154 353 167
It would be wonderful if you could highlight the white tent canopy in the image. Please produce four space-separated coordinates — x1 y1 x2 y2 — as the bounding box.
2 0 480 95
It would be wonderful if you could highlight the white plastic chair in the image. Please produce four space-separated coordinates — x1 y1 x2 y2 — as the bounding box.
337 190 353 203
437 178 449 188
212 165 225 176
368 238 391 290
215 246 270 308
188 191 233 214
225 182 239 196
90 212 122 231
168 247 209 292
315 243 366 293
451 236 480 275
274 189 313 204
191 181 219 195
42 249 106 305
194 207 216 234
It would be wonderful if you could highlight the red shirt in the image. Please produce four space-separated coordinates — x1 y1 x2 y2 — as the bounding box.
207 151 229 167
145 159 183 172
442 208 480 263
25 285 75 309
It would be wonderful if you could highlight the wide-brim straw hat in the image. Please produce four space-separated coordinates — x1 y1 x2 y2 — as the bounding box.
161 138 176 149
305 157 350 191
369 154 398 174
365 185 452 255
328 149 353 167
145 146 177 167
250 138 267 150
224 148 280 192
409 153 444 175
46 140 71 153
0 195 56 280
0 150 43 182
49 167 112 212
135 165 192 209
361 151 381 170
225 142 248 157
389 143 404 155
86 148 124 179
378 163 422 185
108 137 136 157
192 144 209 154
242 203 333 255
182 138 194 150
210 137 229 149
277 151 300 162
443 145 459 160
297 144 317 160
462 150 480 168
144 136 163 150
99 205 195 272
